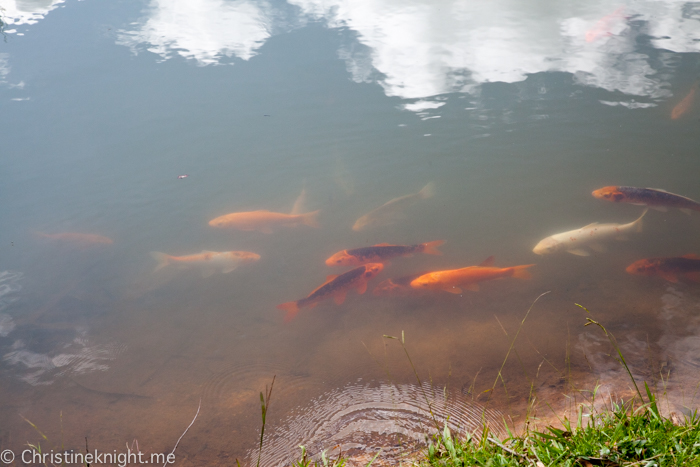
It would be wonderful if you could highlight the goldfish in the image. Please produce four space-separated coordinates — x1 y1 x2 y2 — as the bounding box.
150 250 260 277
533 209 646 257
326 240 444 267
626 255 700 283
409 257 534 294
373 272 429 296
585 7 625 42
352 182 434 231
209 210 320 233
276 263 384 321
592 186 700 214
35 232 114 245
671 85 696 120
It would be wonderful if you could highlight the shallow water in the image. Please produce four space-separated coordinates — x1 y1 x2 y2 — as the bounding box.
1 0 700 464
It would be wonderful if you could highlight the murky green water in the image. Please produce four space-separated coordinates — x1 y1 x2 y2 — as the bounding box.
1 0 700 464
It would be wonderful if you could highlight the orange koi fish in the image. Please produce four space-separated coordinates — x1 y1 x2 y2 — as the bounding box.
409 257 534 294
373 272 429 296
150 250 260 277
35 232 113 245
592 186 700 214
585 7 625 42
626 255 700 283
671 85 696 120
326 240 444 267
277 263 384 321
209 210 320 233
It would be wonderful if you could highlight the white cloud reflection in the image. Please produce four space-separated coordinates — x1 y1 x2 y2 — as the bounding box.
117 0 700 103
117 0 272 65
0 0 64 27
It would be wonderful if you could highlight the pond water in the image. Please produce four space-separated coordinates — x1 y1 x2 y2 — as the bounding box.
1 0 700 464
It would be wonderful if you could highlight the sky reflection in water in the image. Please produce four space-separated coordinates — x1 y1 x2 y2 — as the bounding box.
1 0 700 464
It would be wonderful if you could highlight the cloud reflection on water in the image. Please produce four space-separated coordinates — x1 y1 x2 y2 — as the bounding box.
116 0 700 105
0 0 64 27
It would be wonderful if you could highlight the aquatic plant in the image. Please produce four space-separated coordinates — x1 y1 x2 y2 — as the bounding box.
417 303 700 467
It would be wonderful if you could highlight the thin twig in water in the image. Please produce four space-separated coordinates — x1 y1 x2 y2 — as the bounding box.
163 398 201 467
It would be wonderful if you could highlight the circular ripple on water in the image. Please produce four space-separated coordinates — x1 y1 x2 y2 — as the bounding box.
251 382 505 467
200 362 322 410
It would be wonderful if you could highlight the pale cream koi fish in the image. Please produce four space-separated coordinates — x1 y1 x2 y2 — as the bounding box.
352 182 434 231
533 209 647 257
150 250 260 277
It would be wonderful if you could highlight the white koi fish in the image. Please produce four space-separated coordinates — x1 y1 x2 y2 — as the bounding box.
533 209 647 256
150 250 260 277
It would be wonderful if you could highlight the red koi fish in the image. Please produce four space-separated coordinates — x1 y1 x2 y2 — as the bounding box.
585 7 625 42
626 255 700 283
671 85 696 120
277 263 384 321
326 240 444 267
592 186 700 214
35 232 114 245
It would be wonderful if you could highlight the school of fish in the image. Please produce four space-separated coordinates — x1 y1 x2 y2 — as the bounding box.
34 178 700 322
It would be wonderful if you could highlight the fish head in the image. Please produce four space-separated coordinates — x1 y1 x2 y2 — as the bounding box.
626 259 658 276
352 216 369 231
410 273 437 290
325 251 360 267
208 216 227 227
592 186 625 202
363 263 384 279
533 237 563 255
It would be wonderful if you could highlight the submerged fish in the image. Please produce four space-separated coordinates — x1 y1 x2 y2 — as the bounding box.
626 255 700 283
533 209 646 257
592 186 700 214
209 210 320 233
373 272 429 296
326 240 444 267
671 85 696 120
35 232 114 245
276 263 384 321
150 250 260 277
585 6 625 42
409 257 534 294
352 183 434 231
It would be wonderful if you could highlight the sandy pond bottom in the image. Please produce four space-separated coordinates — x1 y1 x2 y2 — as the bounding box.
1 261 700 466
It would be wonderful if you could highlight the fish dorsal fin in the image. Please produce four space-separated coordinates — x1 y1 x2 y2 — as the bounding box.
373 243 393 247
581 222 599 229
479 256 495 267
682 254 700 259
648 188 670 193
326 274 339 281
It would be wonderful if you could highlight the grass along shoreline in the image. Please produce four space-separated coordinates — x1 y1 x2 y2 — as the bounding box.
282 300 700 467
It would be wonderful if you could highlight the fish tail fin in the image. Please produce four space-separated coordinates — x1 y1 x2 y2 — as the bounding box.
418 182 435 199
422 240 445 256
149 252 171 272
633 208 648 232
301 210 321 228
511 264 535 280
277 301 300 322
